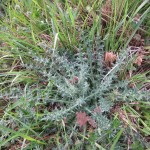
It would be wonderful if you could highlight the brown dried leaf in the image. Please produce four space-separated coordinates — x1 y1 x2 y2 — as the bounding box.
76 112 97 128
76 112 88 127
104 52 117 66
134 54 143 66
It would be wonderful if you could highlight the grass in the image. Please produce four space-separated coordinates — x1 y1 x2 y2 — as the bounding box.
0 0 150 149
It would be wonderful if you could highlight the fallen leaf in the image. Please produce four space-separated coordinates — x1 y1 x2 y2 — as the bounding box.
76 112 88 127
134 54 143 66
104 52 117 66
76 112 97 128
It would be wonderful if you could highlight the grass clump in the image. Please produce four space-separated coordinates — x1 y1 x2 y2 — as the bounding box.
0 0 150 149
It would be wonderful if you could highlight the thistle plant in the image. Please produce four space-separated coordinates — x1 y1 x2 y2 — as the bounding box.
0 34 149 149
